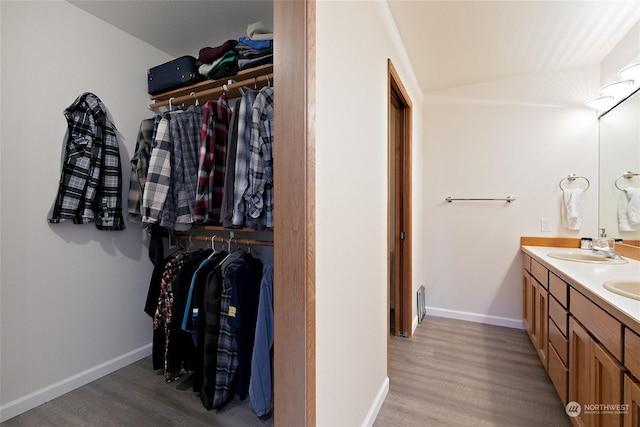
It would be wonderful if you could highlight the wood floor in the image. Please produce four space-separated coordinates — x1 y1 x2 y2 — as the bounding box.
375 316 572 427
1 316 570 426
0 357 273 427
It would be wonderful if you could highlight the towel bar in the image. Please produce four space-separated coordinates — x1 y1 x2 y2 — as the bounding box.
445 196 516 203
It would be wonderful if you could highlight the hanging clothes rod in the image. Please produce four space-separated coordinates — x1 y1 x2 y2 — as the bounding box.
150 73 272 110
558 174 590 191
445 196 516 203
178 234 274 247
614 170 640 191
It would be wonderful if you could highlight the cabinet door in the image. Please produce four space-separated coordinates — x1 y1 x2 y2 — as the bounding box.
536 281 548 370
591 341 624 427
570 317 592 427
523 270 533 336
625 374 640 427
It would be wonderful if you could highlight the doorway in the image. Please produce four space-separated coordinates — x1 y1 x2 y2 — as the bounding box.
388 59 413 338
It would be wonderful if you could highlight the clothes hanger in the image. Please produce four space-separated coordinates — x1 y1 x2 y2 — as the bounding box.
190 92 199 106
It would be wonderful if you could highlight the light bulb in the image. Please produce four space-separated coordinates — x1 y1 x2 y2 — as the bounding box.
618 62 640 80
600 79 635 98
584 95 615 110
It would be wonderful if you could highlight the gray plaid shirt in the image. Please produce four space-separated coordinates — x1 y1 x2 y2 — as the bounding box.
48 92 125 230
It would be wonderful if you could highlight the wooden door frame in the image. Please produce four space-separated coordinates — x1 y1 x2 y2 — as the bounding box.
273 1 316 426
387 59 413 340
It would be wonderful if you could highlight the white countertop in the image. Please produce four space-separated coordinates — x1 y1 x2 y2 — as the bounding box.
522 246 640 326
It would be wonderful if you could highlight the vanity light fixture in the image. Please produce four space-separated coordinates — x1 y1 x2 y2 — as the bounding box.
584 95 616 111
585 61 640 111
618 62 640 80
599 79 636 98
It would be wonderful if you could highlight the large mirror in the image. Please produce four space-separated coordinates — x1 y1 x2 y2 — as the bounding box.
598 88 640 245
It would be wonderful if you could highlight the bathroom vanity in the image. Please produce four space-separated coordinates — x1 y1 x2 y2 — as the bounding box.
521 239 640 427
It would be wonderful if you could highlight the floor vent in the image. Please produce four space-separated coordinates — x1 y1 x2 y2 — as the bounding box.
417 285 426 324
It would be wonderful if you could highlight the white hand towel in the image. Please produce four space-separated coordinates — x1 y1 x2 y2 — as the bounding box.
618 187 640 231
561 189 582 230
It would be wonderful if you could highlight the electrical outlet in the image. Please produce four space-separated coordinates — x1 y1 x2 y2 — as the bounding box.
541 217 551 232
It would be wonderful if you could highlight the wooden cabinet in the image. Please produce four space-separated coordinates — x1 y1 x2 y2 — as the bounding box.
625 331 640 427
526 259 548 369
626 330 640 381
523 254 533 337
522 248 636 427
625 374 640 427
571 288 623 362
536 283 549 369
523 254 533 335
570 317 593 427
590 340 625 427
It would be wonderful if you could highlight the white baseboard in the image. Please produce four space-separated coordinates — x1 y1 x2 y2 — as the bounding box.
412 314 419 335
425 306 524 330
362 376 389 427
0 344 152 423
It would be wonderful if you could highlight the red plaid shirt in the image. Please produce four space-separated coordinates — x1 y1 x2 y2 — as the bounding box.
194 95 231 223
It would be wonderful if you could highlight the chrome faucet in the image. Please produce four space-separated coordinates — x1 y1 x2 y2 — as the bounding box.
592 238 623 260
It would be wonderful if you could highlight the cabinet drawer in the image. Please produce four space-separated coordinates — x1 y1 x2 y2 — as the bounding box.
570 288 623 361
531 259 548 289
548 344 568 405
549 295 567 337
522 253 531 273
625 328 640 380
549 318 568 366
549 273 567 308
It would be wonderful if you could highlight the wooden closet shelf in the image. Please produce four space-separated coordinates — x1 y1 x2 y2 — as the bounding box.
190 225 273 233
178 233 273 247
149 64 273 110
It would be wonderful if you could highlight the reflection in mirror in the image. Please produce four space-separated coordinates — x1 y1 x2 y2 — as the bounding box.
599 88 640 245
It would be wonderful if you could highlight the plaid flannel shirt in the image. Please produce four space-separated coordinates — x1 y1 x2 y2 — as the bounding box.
127 118 154 222
245 86 274 230
142 117 171 227
165 106 203 230
48 92 125 230
231 91 259 227
213 250 246 409
194 96 231 223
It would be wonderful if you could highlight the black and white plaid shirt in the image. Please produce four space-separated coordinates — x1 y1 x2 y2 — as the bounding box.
48 92 125 230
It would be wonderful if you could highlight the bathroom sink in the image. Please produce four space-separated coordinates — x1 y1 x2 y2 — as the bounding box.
603 279 640 300
547 250 628 265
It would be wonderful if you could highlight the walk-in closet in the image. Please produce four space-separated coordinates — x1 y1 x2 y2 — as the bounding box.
1 1 315 426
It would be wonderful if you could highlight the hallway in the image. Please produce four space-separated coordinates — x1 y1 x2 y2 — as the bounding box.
375 316 571 426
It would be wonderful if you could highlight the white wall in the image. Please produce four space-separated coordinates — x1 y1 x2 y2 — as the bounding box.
422 67 600 327
0 1 172 421
315 2 423 426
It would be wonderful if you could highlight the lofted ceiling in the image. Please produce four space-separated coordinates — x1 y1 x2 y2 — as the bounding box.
387 0 640 92
69 0 640 93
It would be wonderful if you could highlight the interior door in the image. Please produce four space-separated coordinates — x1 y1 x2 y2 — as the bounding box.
388 60 412 339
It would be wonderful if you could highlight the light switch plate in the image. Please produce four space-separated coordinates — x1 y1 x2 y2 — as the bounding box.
541 217 551 232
